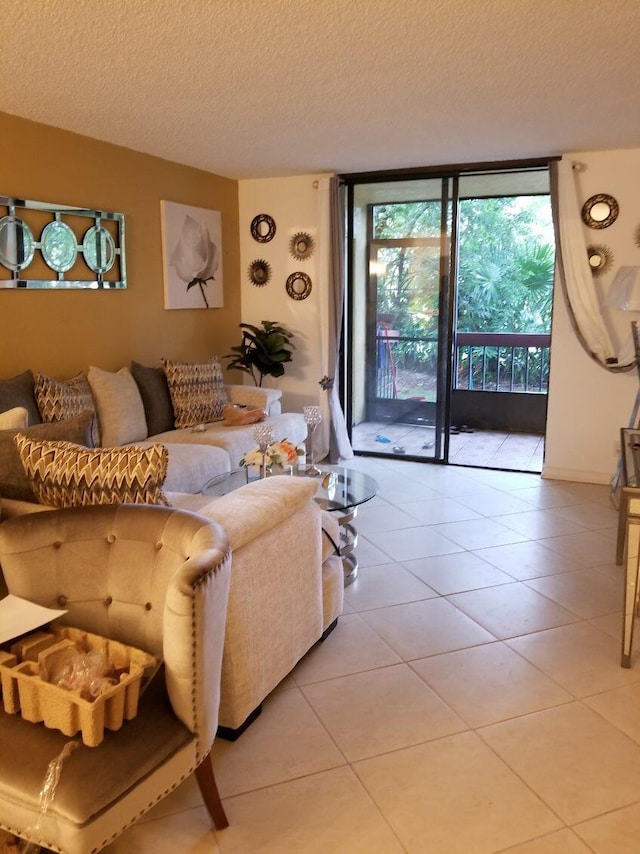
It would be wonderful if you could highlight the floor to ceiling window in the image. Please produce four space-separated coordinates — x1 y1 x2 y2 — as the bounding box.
343 161 555 473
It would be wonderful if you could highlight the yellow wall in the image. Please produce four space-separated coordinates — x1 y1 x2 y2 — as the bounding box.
0 112 240 379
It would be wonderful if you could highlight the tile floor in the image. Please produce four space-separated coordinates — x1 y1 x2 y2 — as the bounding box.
352 422 545 473
103 456 640 853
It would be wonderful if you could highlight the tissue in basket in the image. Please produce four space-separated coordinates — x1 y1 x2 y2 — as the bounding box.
0 625 156 746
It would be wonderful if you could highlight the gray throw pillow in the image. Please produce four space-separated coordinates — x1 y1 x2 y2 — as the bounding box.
130 361 175 436
0 410 95 502
0 370 42 425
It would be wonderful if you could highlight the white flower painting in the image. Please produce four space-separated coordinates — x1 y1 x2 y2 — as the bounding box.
161 201 223 309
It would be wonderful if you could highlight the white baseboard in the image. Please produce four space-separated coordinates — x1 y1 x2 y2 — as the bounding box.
541 465 613 486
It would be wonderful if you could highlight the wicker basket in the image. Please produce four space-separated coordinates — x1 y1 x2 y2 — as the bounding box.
0 626 156 747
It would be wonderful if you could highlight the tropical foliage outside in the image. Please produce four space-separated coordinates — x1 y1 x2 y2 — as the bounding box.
372 196 555 398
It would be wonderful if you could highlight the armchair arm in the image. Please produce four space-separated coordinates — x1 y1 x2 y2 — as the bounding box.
225 384 282 416
163 533 231 753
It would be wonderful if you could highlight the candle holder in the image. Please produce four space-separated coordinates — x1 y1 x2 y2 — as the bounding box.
253 423 274 479
303 405 323 476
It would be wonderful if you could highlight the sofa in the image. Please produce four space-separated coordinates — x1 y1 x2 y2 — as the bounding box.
0 362 344 737
0 361 308 503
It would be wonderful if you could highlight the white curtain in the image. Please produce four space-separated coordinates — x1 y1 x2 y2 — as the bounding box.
317 175 353 462
551 158 635 369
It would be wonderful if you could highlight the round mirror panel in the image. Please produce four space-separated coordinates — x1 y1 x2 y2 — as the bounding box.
286 271 312 300
581 194 619 229
41 221 78 273
0 216 35 272
82 225 116 273
250 213 276 243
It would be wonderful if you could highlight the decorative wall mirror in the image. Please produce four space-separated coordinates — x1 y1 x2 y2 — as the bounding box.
0 196 126 289
286 271 312 300
250 213 276 243
587 244 613 276
0 216 35 271
248 258 271 286
581 194 619 229
289 231 315 261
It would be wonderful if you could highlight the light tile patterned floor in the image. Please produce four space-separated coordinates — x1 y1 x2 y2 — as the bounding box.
352 421 545 473
102 457 639 853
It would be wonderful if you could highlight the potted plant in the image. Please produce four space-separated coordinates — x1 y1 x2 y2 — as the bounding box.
224 320 295 387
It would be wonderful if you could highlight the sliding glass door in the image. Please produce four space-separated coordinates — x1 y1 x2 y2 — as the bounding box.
344 162 554 471
347 178 455 461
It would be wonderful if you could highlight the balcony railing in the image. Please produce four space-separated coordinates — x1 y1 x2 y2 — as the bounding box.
455 332 550 393
375 330 550 399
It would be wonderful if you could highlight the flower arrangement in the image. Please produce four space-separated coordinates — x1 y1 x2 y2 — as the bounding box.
240 438 304 471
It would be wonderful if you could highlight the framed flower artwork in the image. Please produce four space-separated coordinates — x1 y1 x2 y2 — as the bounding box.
161 201 224 309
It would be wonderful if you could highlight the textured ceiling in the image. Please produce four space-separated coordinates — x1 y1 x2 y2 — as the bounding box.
2 0 640 179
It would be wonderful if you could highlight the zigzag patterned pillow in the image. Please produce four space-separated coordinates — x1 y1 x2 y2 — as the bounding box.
161 357 228 428
14 435 169 508
34 372 99 445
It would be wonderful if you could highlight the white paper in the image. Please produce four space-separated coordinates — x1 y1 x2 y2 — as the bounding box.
0 595 68 645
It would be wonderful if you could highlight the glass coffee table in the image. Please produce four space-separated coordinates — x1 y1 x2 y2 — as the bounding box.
202 464 378 586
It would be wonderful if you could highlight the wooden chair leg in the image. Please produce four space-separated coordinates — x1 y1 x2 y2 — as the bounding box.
195 752 229 830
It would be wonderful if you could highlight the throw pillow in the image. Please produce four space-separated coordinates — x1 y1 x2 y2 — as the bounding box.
0 411 95 502
130 361 175 435
0 370 42 425
14 436 169 508
222 403 266 426
161 357 228 428
0 407 28 430
34 371 99 445
87 365 148 446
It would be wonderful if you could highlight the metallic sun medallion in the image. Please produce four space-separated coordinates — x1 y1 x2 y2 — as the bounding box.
248 258 272 286
289 231 315 261
587 244 613 276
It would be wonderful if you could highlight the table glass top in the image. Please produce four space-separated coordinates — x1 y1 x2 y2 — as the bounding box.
202 464 378 512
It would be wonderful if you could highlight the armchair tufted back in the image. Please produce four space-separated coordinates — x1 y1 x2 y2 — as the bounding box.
0 504 231 747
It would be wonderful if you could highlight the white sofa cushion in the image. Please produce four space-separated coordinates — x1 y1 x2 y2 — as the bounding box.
0 406 28 430
148 412 306 471
142 441 230 493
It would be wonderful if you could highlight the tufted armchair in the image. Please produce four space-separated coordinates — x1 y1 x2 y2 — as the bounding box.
0 503 231 854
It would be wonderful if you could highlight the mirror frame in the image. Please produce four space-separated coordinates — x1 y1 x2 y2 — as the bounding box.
286 271 312 300
581 193 619 229
250 213 276 243
0 195 126 289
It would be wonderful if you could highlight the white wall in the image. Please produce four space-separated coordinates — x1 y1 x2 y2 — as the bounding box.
238 174 330 415
545 148 640 484
240 151 640 486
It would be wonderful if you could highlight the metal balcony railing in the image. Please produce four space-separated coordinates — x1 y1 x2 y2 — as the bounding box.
375 330 550 399
455 332 550 393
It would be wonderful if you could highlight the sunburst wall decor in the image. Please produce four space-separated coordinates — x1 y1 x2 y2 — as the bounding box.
248 258 272 286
